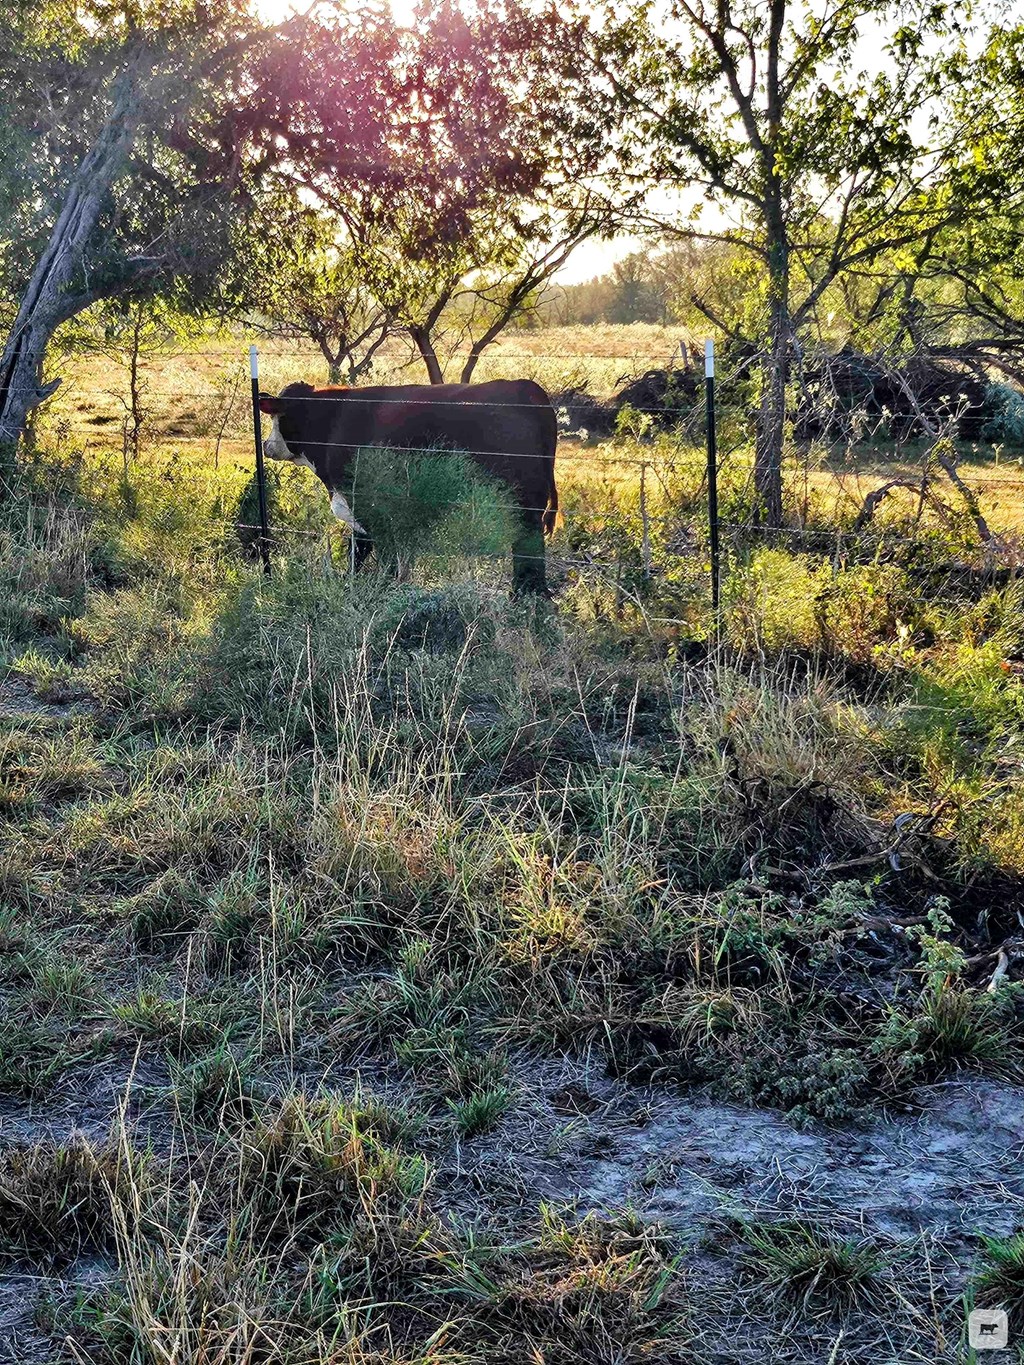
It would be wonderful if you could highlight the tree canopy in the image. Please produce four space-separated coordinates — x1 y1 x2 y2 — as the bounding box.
595 0 1023 517
4 0 1024 523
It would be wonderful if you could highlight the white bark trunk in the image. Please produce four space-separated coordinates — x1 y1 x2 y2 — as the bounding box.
0 78 140 446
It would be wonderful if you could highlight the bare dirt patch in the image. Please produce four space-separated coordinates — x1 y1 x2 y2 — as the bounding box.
441 1056 1024 1244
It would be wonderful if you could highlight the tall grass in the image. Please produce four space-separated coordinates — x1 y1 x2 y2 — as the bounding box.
3 421 1024 1361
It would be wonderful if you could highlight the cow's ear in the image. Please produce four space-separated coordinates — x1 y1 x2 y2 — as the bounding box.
258 392 283 415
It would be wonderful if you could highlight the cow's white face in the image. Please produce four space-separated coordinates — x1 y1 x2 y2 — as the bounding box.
263 417 295 462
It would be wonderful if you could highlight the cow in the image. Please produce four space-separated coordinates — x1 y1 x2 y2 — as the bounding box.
257 379 559 596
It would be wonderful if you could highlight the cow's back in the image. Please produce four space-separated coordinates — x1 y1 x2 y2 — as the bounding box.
327 379 555 508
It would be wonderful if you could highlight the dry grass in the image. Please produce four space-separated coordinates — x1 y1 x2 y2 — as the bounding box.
2 355 1023 1360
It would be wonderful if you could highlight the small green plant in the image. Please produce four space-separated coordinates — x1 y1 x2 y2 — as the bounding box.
129 877 204 952
731 1032 872 1124
975 1232 1024 1311
229 1092 429 1244
29 953 97 1010
738 1219 881 1308
0 1015 72 1096
448 1085 513 1137
171 1045 260 1121
877 898 1021 1082
109 986 214 1045
614 401 654 440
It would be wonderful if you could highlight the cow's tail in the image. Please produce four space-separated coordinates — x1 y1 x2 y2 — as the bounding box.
541 409 561 535
542 472 560 536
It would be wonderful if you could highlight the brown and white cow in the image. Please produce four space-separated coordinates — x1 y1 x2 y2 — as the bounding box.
257 379 559 595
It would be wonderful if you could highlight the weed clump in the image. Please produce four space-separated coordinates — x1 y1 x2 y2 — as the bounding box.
350 445 517 569
738 1218 881 1308
449 1207 688 1365
0 1139 147 1265
229 1092 428 1244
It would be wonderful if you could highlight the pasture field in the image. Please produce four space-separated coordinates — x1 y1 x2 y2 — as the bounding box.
44 325 1024 542
2 329 1024 1363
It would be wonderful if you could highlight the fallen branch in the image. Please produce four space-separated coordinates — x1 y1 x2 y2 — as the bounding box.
852 476 954 532
988 948 1010 992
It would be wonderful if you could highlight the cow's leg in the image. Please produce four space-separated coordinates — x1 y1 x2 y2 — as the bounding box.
328 488 374 571
353 532 374 570
330 488 366 536
512 509 550 597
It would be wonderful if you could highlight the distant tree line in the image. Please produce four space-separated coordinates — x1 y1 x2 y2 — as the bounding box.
535 244 734 328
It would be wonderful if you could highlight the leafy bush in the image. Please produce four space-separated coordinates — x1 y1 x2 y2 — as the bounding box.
349 446 517 568
980 382 1024 446
725 547 915 658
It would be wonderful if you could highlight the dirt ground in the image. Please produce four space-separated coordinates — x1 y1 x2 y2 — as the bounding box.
2 1048 1021 1362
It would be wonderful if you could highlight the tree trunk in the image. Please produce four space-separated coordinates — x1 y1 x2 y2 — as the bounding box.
119 305 145 513
753 227 790 527
458 287 533 382
459 344 486 384
409 325 444 384
0 77 139 448
754 303 787 526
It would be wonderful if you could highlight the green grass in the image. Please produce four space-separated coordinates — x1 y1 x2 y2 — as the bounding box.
1 419 1023 1361
737 1218 882 1309
975 1232 1024 1312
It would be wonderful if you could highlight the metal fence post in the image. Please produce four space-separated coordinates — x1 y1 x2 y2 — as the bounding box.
705 338 721 628
640 460 652 582
249 345 272 576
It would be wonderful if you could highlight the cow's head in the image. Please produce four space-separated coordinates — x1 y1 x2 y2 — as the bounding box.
258 381 316 462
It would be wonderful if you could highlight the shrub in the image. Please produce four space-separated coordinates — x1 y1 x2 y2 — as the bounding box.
980 382 1024 446
725 548 914 659
349 445 517 569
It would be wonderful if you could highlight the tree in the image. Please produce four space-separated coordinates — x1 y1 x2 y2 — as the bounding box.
599 0 991 523
257 0 625 384
352 184 626 384
64 294 197 499
0 0 267 447
605 252 668 324
244 203 392 384
862 24 1024 385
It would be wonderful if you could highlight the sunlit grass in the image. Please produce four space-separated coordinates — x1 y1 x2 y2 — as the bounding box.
3 348 1024 1361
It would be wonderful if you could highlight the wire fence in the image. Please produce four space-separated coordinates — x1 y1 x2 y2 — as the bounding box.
34 341 1024 633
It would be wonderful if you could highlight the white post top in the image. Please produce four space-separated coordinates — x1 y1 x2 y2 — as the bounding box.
249 344 259 380
705 338 715 378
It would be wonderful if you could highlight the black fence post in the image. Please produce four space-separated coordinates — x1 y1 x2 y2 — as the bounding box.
249 344 272 576
705 338 721 629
